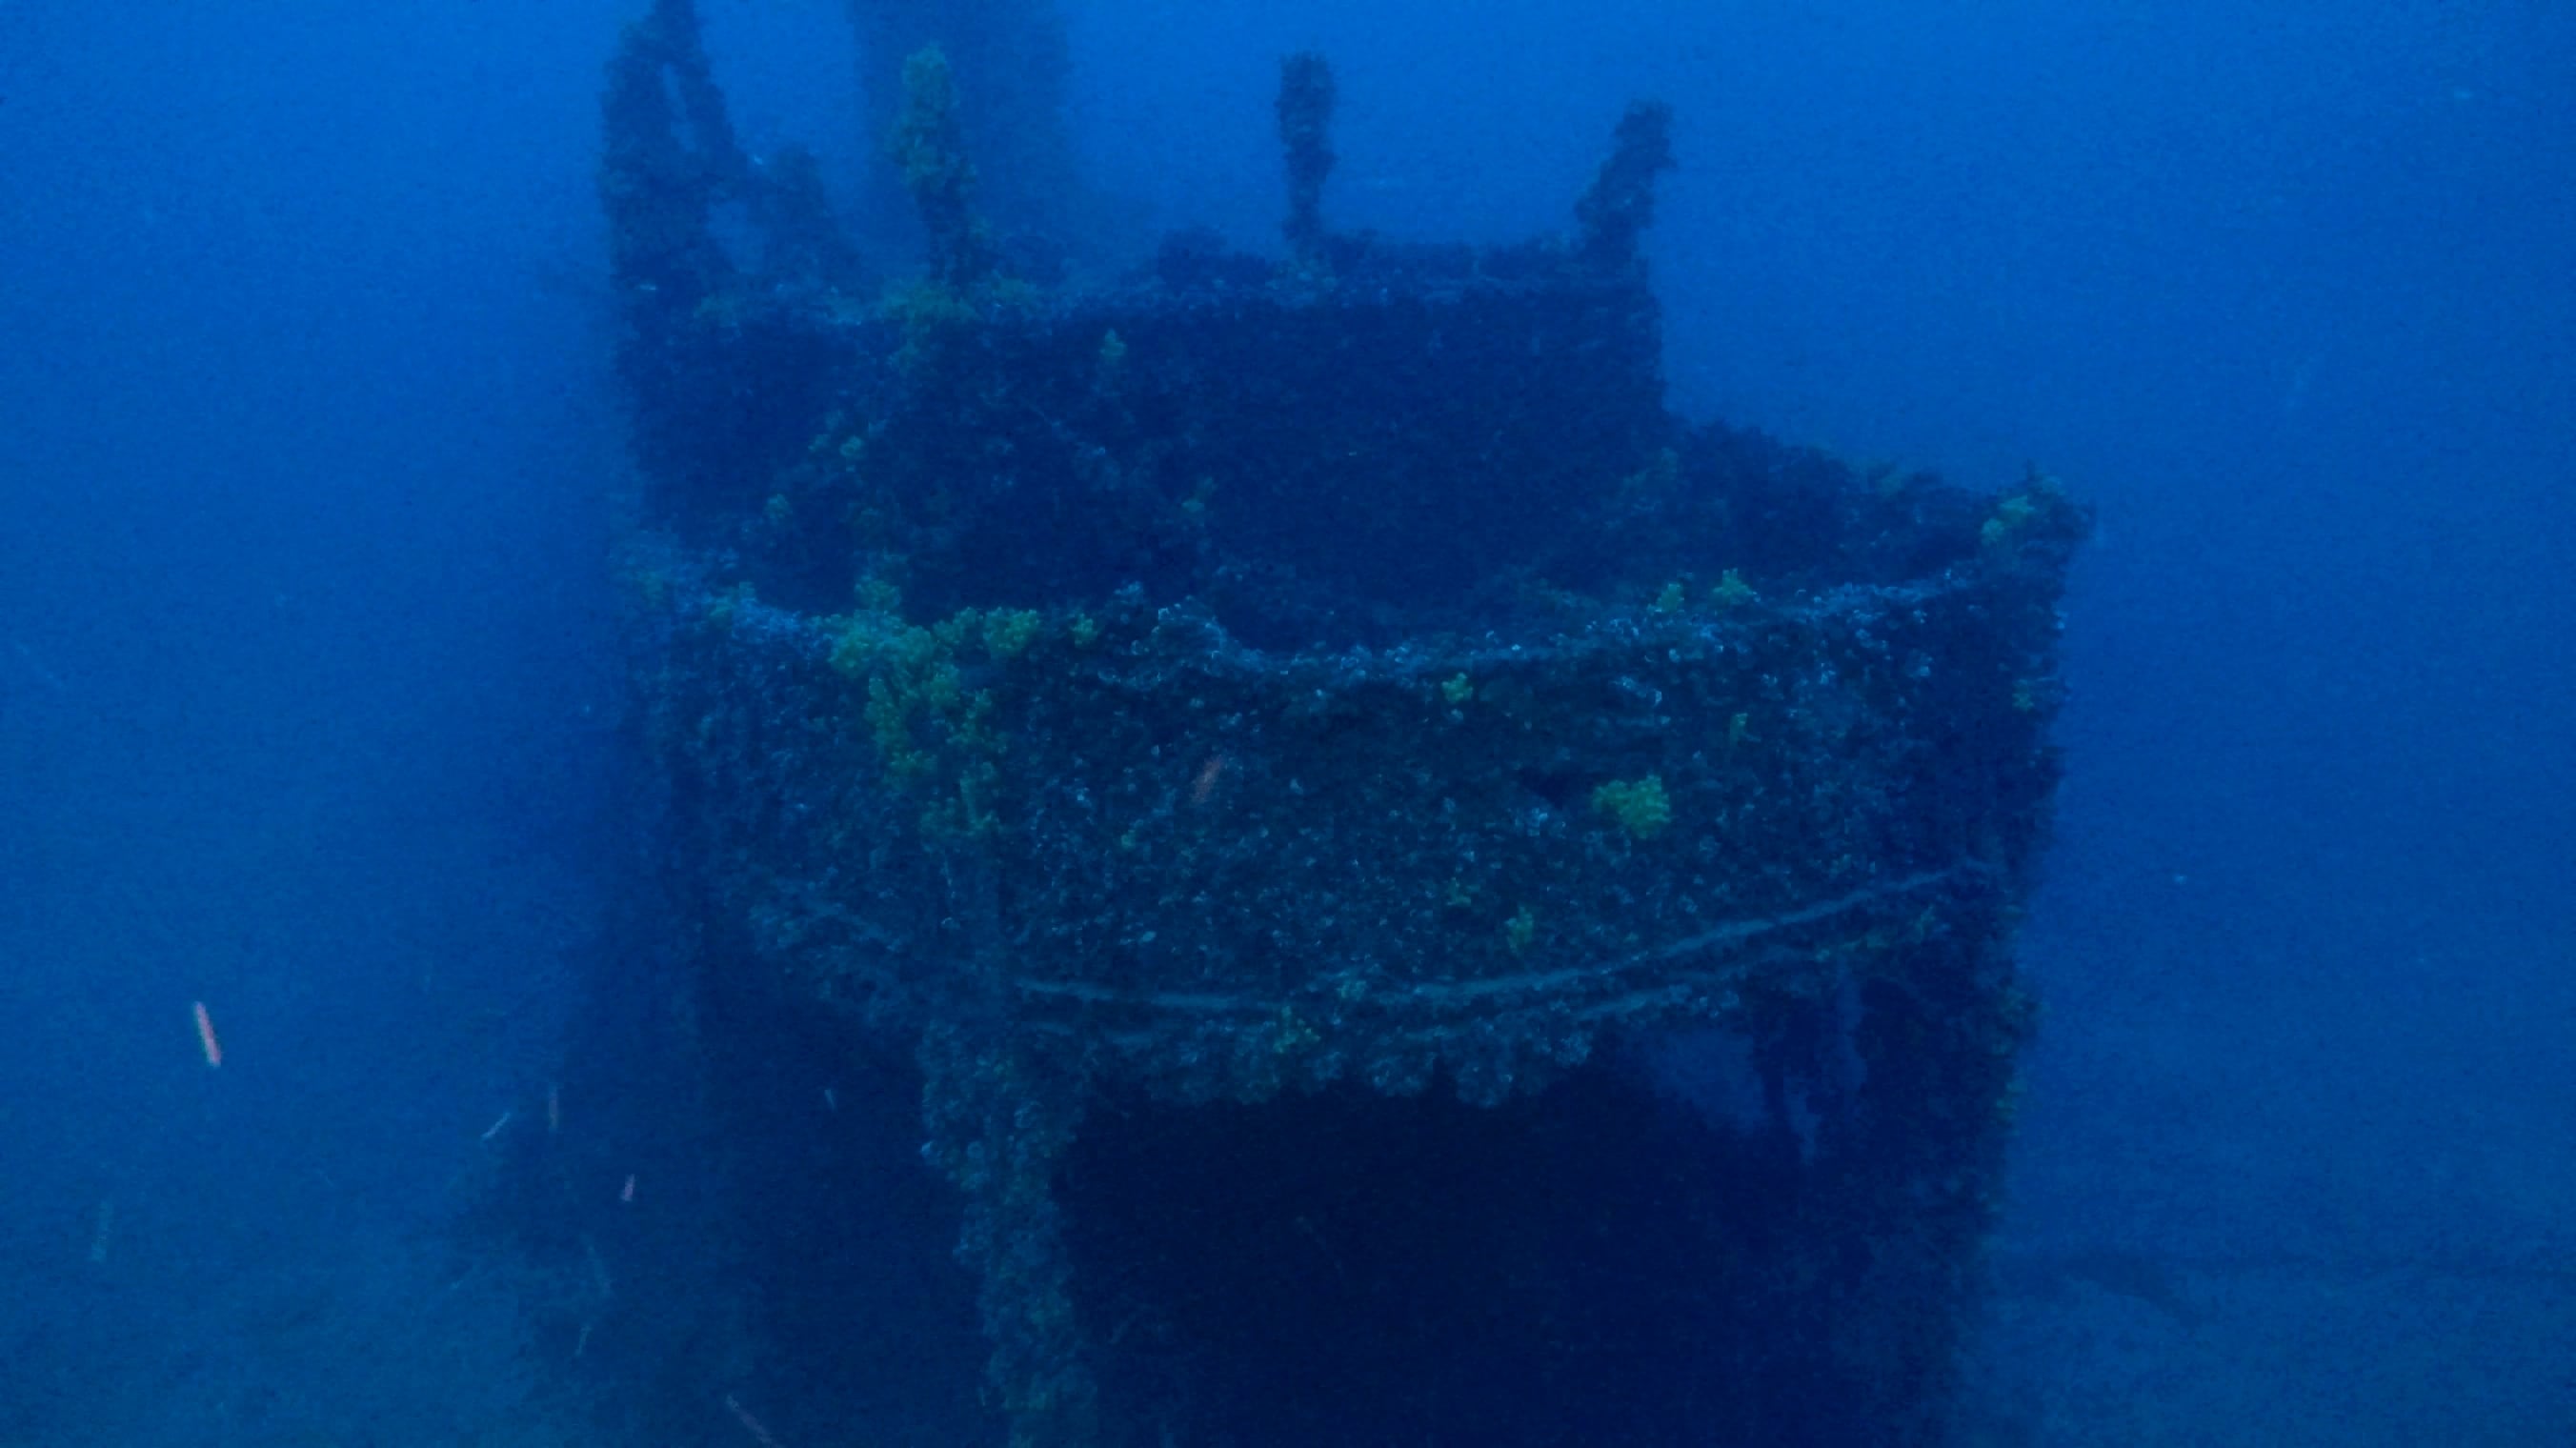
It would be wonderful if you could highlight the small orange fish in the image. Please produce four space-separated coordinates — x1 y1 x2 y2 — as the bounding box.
191 1001 222 1068
1190 752 1232 806
725 1395 785 1448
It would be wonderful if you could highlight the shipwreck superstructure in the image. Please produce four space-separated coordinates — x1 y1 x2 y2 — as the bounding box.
589 3 2085 1442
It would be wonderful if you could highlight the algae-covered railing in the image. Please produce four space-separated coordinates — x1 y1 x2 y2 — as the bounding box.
596 4 2085 1442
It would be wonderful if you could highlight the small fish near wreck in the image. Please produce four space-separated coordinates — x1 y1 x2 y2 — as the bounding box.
578 3 2085 1444
191 999 222 1069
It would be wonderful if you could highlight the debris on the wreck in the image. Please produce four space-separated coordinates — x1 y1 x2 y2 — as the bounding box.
586 3 2088 1443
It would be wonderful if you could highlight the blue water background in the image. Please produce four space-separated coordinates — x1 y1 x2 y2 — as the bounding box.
2 0 2568 1440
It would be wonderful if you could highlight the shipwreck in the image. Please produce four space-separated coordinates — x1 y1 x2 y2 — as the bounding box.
574 2 2087 1443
